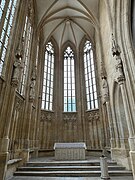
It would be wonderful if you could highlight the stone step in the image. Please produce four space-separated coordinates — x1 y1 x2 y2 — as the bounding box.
26 161 117 167
17 165 125 171
14 170 133 177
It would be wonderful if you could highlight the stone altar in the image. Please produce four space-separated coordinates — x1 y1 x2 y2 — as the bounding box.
54 143 86 160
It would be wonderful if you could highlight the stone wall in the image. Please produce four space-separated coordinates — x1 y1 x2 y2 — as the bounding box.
39 109 102 150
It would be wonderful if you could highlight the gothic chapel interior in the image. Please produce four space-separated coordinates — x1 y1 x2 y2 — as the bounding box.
0 0 135 179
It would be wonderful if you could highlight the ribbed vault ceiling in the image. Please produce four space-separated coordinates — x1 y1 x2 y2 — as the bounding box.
36 0 99 47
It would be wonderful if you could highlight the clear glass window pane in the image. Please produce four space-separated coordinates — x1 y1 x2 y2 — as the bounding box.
41 101 45 109
72 98 76 104
50 103 52 110
1 0 6 10
68 104 71 112
64 97 67 103
72 104 76 112
95 100 98 109
64 104 67 112
64 90 67 96
42 93 45 100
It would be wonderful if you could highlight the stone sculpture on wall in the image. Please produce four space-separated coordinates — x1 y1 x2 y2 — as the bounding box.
29 67 37 102
11 38 24 87
100 61 109 104
112 34 125 83
101 76 109 104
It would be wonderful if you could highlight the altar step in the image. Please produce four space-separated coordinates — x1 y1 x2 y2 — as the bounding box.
26 160 117 167
14 160 133 177
16 165 126 171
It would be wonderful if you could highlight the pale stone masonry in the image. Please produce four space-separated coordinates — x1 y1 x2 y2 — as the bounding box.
54 143 86 160
0 0 135 180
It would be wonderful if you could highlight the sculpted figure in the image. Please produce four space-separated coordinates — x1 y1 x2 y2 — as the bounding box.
102 76 109 104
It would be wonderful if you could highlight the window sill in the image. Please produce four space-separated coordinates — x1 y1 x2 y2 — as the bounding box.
86 108 99 112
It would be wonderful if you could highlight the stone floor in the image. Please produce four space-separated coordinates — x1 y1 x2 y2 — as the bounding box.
9 176 133 180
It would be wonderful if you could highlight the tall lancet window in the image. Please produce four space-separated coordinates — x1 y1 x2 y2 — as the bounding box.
64 46 76 112
84 40 98 110
0 0 18 76
41 42 54 111
18 16 33 95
